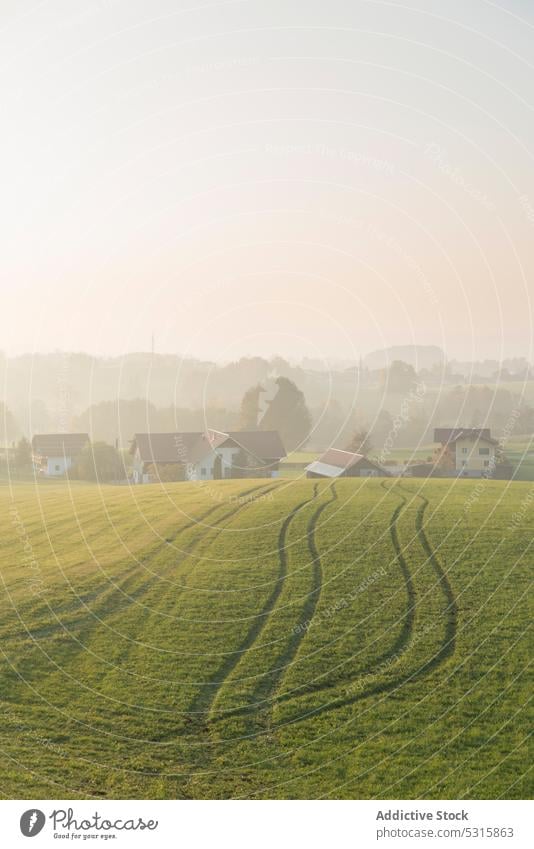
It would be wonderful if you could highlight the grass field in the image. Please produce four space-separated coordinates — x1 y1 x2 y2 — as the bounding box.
0 477 531 799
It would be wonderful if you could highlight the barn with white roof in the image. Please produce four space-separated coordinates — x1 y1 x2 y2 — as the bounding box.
305 448 388 478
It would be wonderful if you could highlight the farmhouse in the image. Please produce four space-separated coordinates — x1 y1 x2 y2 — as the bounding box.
130 429 286 483
305 448 388 478
433 427 498 477
32 433 89 477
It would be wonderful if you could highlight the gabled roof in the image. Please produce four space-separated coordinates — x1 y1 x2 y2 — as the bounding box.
314 448 366 470
305 461 347 478
434 428 497 445
305 448 386 477
131 430 286 465
32 433 89 457
131 432 206 465
224 430 286 461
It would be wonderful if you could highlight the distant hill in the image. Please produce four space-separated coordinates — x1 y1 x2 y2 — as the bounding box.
364 345 445 371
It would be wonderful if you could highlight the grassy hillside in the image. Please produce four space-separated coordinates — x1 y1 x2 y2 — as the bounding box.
0 477 531 799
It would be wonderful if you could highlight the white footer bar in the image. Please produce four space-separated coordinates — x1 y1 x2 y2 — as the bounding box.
3 799 532 848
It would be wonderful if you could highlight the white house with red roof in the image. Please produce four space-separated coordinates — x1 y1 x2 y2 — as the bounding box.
130 429 285 483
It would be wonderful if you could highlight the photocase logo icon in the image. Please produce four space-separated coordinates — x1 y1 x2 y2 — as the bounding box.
20 809 45 837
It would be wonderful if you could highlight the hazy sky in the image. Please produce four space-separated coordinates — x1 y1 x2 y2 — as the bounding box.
1 0 533 362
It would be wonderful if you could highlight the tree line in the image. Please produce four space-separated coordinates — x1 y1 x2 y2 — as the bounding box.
2 360 533 461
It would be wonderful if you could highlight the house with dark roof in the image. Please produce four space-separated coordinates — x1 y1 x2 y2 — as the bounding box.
433 428 498 477
130 429 286 483
32 433 90 477
305 448 388 479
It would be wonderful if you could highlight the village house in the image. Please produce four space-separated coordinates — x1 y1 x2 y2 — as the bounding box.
305 448 388 479
32 433 90 477
130 429 286 483
433 428 498 477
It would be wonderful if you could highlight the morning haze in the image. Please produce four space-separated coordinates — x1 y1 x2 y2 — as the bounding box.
1 0 532 361
0 0 533 810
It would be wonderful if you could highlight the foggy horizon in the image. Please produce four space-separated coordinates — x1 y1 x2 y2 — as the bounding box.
2 342 532 367
1 0 533 364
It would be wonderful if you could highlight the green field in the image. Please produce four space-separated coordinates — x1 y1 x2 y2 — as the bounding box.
280 451 319 464
0 477 531 799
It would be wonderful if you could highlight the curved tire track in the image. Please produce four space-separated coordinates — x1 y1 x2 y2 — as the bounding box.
238 481 339 730
277 484 459 727
186 485 321 723
412 492 458 668
262 481 416 708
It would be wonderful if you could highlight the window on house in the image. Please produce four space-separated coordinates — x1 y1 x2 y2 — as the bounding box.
55 464 60 472
484 460 490 467
462 460 467 466
201 468 206 476
462 447 468 453
479 447 490 455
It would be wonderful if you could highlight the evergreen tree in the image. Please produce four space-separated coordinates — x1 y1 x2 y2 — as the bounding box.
384 360 418 393
239 384 264 430
260 377 311 451
0 403 20 443
346 428 372 455
14 437 32 470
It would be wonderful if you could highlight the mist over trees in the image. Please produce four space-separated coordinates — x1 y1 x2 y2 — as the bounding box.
260 377 312 451
346 428 373 455
382 360 418 393
239 384 264 430
71 400 239 448
14 437 32 471
0 349 532 455
0 402 20 442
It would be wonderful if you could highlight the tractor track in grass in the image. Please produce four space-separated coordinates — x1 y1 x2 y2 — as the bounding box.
275 483 459 728
77 481 281 653
212 480 416 718
194 482 340 734
270 480 415 706
187 484 322 725
411 490 458 668
259 481 338 726
3 482 274 639
91 480 285 697
51 481 279 626
5 481 284 732
7 482 280 693
332 480 416 681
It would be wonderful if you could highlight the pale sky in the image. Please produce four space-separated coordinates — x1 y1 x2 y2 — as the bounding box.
1 0 533 362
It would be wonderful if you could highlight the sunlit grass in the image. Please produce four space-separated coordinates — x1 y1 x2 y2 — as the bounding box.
0 478 531 799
